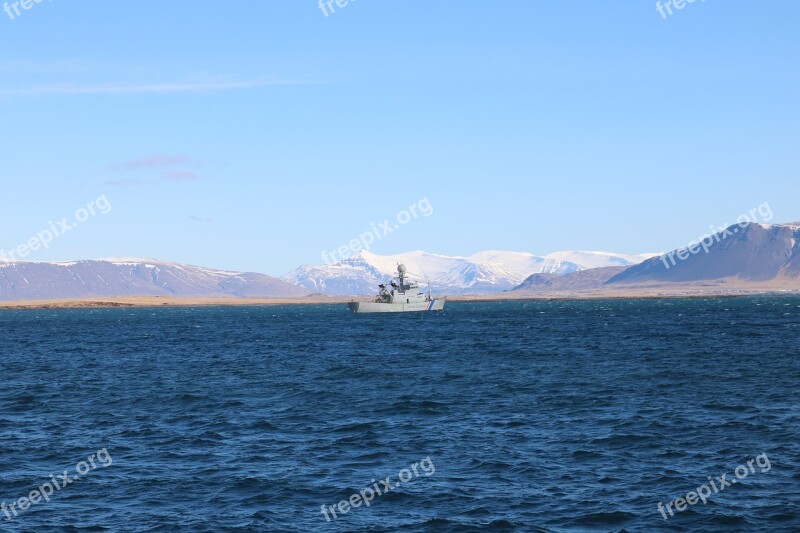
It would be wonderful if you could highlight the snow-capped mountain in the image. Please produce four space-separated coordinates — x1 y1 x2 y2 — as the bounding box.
0 258 310 301
282 250 656 295
543 251 659 270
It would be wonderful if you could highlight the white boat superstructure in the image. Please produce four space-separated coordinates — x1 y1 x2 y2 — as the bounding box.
347 264 446 313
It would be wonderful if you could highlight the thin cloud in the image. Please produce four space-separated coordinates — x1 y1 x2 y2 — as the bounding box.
103 155 200 186
1 78 288 96
163 171 199 181
103 174 200 187
111 155 188 172
103 177 158 187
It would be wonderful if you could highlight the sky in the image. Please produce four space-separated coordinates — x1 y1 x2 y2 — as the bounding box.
0 0 798 275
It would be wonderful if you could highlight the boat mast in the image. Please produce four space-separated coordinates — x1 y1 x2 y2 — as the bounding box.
397 263 406 292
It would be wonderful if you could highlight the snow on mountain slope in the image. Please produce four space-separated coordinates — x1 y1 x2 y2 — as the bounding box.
282 249 653 296
279 256 389 296
0 258 309 301
544 251 661 270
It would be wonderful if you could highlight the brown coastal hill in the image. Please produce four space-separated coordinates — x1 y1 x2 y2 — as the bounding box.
513 266 627 292
512 222 800 296
609 222 800 284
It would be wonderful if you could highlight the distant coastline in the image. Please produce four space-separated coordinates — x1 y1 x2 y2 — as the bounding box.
2 287 799 311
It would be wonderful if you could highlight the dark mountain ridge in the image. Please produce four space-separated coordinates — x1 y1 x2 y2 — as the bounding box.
0 258 310 301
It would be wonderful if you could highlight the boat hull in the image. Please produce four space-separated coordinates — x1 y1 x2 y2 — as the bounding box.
348 298 446 313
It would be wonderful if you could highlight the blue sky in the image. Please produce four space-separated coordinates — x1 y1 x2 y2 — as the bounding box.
1 1 798 275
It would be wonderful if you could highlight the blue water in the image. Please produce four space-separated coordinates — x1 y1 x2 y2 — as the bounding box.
1 298 799 532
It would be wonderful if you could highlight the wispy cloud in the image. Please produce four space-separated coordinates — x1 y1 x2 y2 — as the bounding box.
103 174 201 187
111 154 188 172
104 154 200 186
163 171 199 181
1 78 288 97
103 177 159 187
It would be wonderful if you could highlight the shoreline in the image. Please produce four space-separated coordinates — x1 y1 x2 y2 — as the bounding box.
0 296 350 311
1 288 799 310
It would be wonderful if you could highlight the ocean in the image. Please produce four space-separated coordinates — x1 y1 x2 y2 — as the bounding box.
1 297 798 532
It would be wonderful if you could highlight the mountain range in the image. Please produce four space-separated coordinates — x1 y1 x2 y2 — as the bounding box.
281 250 657 295
512 222 800 295
2 222 799 302
0 258 308 301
